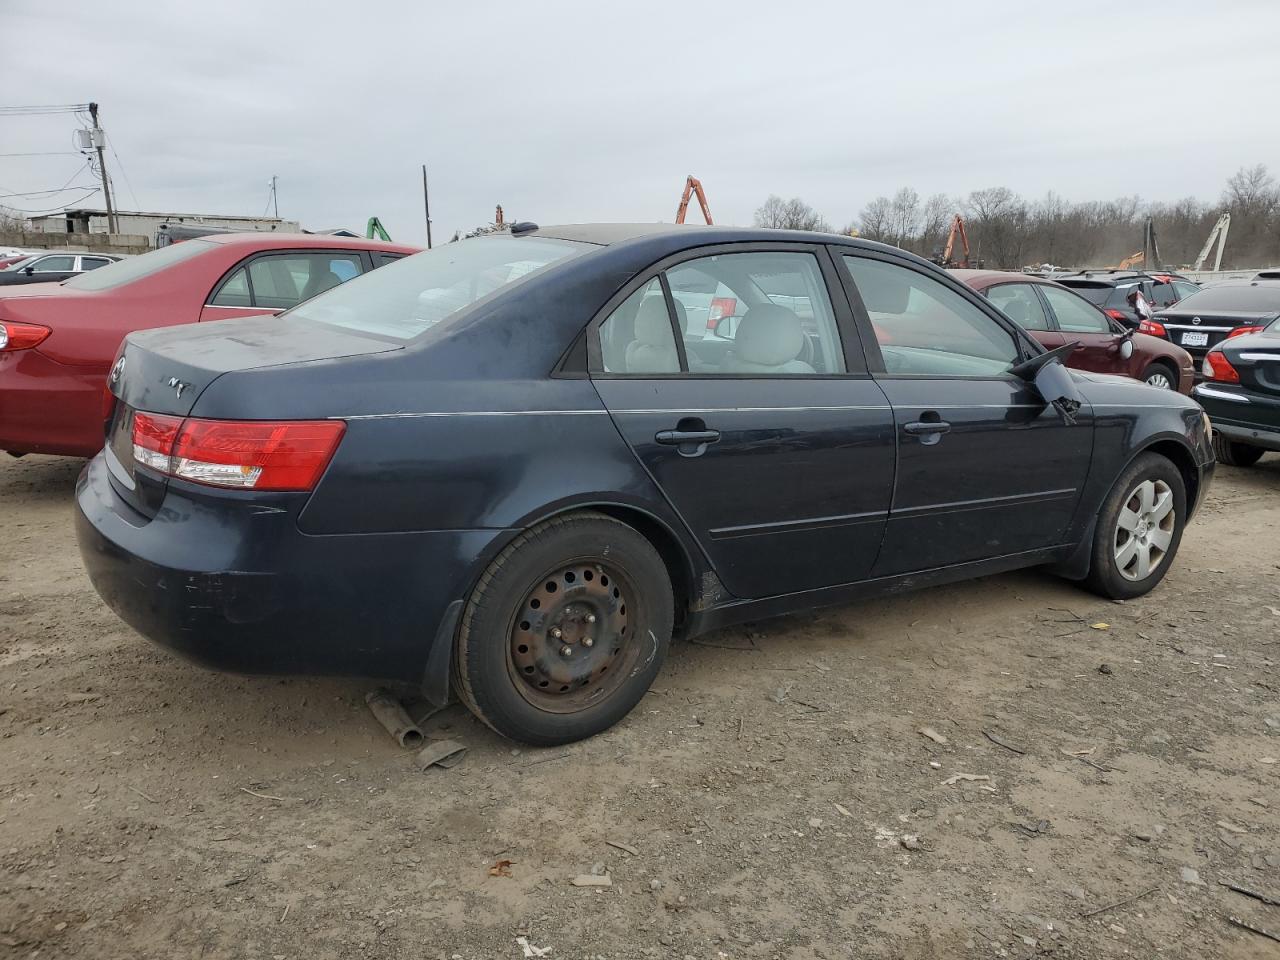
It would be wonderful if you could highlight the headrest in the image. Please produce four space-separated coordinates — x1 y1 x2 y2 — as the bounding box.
634 296 673 346
857 262 910 313
1003 298 1028 323
736 304 804 365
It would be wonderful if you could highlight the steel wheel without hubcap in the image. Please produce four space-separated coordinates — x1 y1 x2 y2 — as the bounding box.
1144 371 1173 389
1113 478 1175 581
508 561 637 714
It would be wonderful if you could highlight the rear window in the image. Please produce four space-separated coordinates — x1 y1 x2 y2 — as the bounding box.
1058 281 1111 305
1173 284 1280 313
62 239 214 291
290 235 587 341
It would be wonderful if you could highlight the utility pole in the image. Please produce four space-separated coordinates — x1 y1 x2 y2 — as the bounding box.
422 164 433 249
88 102 118 234
270 175 279 218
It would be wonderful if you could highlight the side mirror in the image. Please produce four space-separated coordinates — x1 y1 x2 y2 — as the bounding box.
1011 341 1084 424
23 266 34 276
1118 337 1134 360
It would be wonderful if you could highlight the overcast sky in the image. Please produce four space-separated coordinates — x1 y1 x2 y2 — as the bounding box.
2 0 1278 242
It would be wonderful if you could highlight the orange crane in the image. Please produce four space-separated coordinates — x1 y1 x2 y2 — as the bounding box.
675 175 712 225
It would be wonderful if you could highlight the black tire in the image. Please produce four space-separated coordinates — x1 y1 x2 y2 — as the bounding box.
453 512 673 746
1212 433 1264 467
1084 452 1186 600
1140 362 1178 391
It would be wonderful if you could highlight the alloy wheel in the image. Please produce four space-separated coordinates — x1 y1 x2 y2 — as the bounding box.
1113 478 1176 581
1145 371 1173 389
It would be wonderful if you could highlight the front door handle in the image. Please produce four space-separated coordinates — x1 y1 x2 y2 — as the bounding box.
903 417 951 446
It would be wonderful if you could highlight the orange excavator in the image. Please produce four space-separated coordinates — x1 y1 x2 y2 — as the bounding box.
675 175 712 225
931 214 975 268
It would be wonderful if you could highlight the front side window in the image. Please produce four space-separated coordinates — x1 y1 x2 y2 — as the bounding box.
669 251 844 375
844 256 1019 377
292 235 584 341
599 278 678 374
986 283 1050 331
33 255 75 272
1042 285 1109 333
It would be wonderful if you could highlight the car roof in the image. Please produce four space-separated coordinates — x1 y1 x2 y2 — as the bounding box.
951 269 1056 289
512 221 911 259
197 232 419 254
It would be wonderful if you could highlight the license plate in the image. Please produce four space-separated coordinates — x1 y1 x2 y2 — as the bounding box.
1181 332 1209 347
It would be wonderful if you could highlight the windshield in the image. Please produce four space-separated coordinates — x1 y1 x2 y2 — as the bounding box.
61 239 214 291
2 255 36 272
290 235 587 341
1173 283 1280 314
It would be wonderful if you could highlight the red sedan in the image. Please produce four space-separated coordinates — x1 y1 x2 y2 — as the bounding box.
0 233 419 457
953 270 1195 394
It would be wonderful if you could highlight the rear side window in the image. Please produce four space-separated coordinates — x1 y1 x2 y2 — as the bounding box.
844 256 1019 377
80 256 113 270
669 252 844 375
986 283 1050 331
1060 282 1111 306
1042 285 1109 333
599 279 678 374
1149 280 1178 309
248 253 364 310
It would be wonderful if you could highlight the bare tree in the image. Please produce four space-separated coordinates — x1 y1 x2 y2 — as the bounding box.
1223 164 1279 215
888 187 921 248
962 187 1030 268
857 196 893 242
754 195 831 232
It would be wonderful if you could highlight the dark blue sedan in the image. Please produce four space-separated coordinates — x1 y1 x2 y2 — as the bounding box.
75 224 1215 744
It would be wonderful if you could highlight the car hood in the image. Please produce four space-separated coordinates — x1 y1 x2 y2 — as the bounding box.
1070 370 1198 407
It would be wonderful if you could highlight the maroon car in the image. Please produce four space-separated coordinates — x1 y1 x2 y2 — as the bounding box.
953 270 1195 394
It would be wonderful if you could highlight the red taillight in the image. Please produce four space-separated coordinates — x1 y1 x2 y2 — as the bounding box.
0 322 52 352
1104 309 1128 322
707 296 737 332
1201 350 1239 383
1226 325 1264 340
1138 318 1166 337
131 413 345 491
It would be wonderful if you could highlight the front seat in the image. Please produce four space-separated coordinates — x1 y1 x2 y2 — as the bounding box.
1001 297 1029 326
720 304 815 374
625 296 680 373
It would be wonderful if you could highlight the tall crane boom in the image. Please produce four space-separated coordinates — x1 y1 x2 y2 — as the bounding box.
675 176 712 225
1193 213 1231 271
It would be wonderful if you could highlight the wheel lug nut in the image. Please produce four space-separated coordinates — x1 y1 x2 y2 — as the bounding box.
586 613 596 623
560 645 573 657
582 637 594 648
551 627 562 639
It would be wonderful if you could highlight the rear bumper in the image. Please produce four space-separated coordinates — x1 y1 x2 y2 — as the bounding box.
75 453 505 682
0 349 106 457
1194 383 1280 451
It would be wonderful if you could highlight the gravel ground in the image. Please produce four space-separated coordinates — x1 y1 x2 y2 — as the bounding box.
1 452 1278 960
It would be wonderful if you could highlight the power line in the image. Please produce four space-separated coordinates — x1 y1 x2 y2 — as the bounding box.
0 151 82 159
0 160 95 199
0 103 90 117
108 140 141 211
0 187 100 214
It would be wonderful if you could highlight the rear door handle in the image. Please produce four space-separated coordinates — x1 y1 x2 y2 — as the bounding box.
903 420 951 436
656 429 721 445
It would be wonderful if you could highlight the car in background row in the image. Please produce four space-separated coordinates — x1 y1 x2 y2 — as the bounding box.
0 251 124 285
1193 316 1280 466
0 233 419 457
76 224 1214 745
1055 269 1199 329
1148 280 1280 364
954 270 1194 392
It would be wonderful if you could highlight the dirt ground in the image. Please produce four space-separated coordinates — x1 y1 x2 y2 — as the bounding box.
1 453 1278 960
